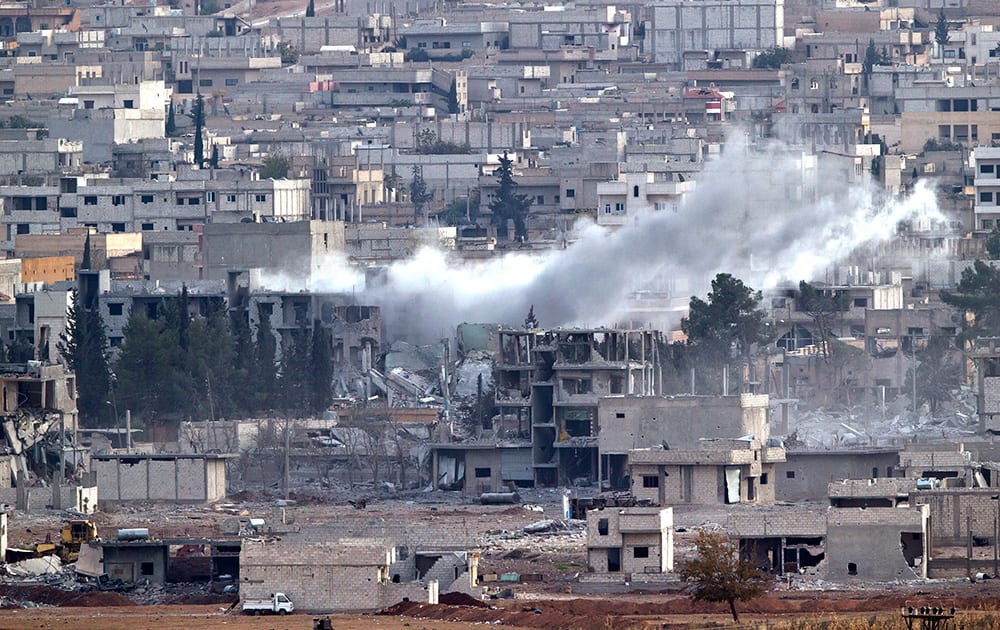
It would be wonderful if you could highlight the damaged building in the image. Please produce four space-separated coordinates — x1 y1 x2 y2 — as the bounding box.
585 506 673 577
597 393 777 492
433 326 662 492
629 436 784 506
495 327 661 487
0 361 80 487
241 517 481 613
727 504 929 580
972 337 1000 433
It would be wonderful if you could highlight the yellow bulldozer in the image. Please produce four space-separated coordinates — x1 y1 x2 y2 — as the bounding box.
59 519 98 562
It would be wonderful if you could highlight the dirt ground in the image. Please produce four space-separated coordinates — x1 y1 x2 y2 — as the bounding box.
3 587 1000 630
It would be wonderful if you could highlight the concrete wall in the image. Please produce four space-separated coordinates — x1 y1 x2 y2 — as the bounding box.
240 539 438 612
776 450 901 502
93 455 228 504
20 256 74 285
825 506 927 581
598 394 769 454
201 219 342 281
102 545 168 585
910 488 1000 544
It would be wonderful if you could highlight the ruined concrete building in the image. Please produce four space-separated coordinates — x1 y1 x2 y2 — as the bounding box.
494 327 661 487
971 337 1000 433
728 504 929 581
585 506 673 577
0 361 78 483
580 393 787 505
434 327 661 493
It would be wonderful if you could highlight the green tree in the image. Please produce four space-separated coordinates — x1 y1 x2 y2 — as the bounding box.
114 312 181 422
409 165 433 225
165 102 176 136
310 320 334 414
58 291 111 427
679 530 772 623
682 273 769 367
797 280 852 360
279 312 312 415
259 154 290 179
193 93 205 167
279 42 300 65
230 306 256 417
407 48 430 62
986 224 1000 260
210 144 219 169
903 335 961 415
488 152 532 241
935 9 950 48
305 0 315 16
440 189 479 226
862 38 879 94
253 302 279 412
941 260 1000 341
751 47 789 69
447 78 460 114
6 337 33 362
414 128 471 154
182 298 236 420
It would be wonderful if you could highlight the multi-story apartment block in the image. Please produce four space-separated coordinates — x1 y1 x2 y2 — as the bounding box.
595 169 695 227
969 146 1000 232
895 84 1000 154
0 173 311 254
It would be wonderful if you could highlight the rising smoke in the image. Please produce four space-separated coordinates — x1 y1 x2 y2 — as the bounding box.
270 134 943 342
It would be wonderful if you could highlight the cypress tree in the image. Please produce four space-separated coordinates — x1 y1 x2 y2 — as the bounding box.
58 291 112 427
193 94 205 167
165 102 176 136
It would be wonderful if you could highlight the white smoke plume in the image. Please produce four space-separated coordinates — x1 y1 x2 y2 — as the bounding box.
268 135 944 341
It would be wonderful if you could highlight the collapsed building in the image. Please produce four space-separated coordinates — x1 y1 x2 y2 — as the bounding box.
0 360 94 512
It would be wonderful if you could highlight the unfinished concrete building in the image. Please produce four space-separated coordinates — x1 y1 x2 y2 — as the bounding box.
585 506 673 577
597 394 772 491
629 437 784 506
728 504 928 580
92 453 231 506
493 327 660 487
240 538 445 612
971 337 1000 433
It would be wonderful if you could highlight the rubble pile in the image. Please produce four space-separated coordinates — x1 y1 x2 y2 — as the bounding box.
479 518 586 552
785 387 978 449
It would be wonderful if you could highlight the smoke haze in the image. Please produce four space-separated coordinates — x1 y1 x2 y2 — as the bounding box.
267 135 944 341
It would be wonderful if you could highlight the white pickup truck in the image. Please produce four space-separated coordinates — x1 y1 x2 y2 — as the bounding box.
242 592 294 615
